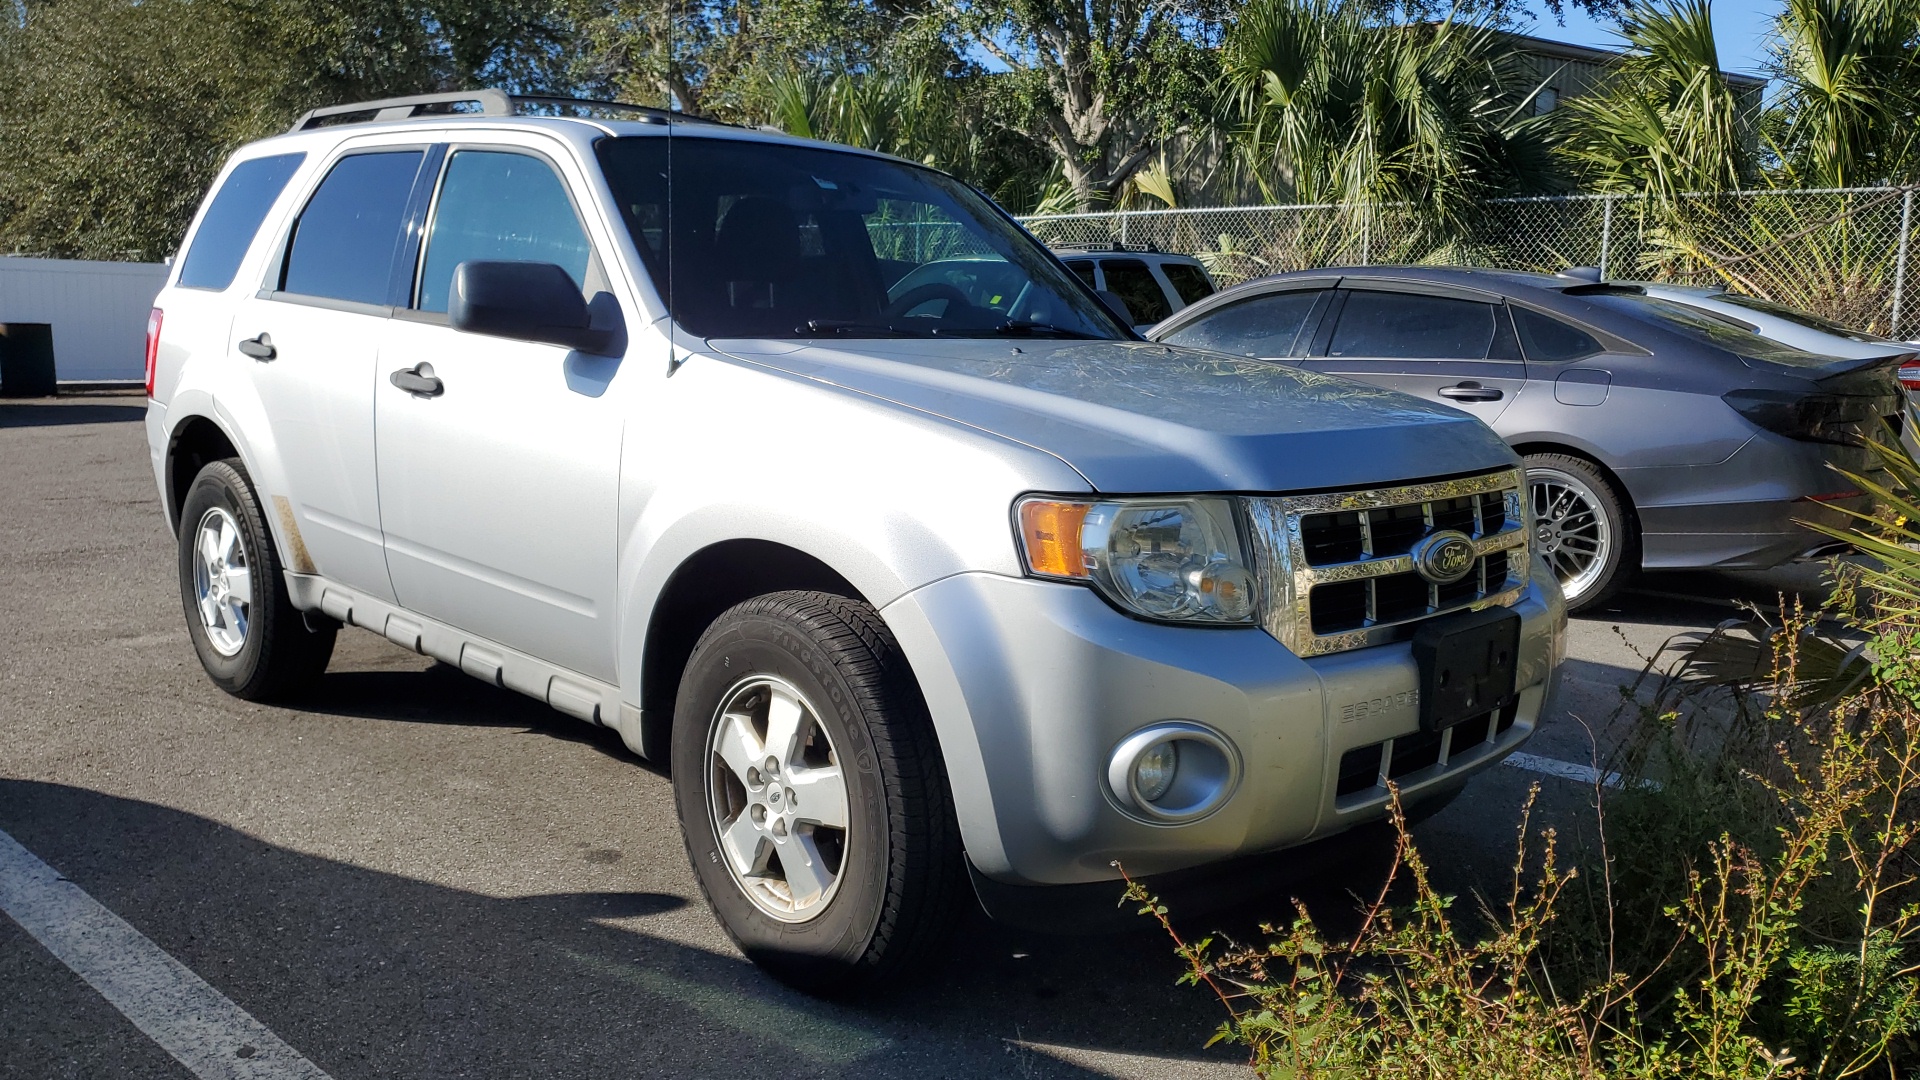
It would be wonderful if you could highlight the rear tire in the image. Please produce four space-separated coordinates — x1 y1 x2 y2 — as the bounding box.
1523 452 1636 614
177 459 335 700
671 591 963 996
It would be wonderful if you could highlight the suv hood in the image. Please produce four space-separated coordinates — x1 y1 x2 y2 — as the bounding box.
708 338 1515 492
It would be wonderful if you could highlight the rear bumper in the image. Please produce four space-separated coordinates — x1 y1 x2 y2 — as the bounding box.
1626 432 1878 571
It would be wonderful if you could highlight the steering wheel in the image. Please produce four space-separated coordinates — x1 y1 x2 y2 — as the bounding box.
885 282 973 319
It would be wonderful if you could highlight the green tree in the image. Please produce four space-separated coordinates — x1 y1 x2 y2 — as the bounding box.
0 0 571 260
1222 0 1555 231
1555 0 1758 204
1767 0 1920 188
936 0 1225 209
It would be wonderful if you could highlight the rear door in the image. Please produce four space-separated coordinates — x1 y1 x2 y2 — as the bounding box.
226 146 437 602
1302 286 1527 425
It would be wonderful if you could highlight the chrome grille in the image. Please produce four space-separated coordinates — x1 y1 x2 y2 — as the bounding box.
1245 469 1530 657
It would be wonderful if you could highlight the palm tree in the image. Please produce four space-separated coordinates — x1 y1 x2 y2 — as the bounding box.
1556 0 1757 206
1768 0 1920 188
1222 0 1555 253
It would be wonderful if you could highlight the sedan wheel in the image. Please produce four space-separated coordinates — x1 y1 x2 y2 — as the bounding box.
1523 453 1636 613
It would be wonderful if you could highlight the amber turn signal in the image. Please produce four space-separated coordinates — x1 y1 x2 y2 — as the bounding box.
1017 500 1092 579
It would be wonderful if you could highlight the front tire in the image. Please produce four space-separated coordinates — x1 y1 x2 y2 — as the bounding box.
1524 452 1636 613
177 459 335 700
671 591 962 995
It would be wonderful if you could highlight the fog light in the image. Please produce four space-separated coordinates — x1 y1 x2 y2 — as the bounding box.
1106 722 1241 824
1133 742 1179 803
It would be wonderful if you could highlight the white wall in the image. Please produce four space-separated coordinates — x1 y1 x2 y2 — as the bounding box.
0 258 170 382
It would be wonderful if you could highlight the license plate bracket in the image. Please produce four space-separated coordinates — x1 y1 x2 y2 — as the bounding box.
1411 607 1521 733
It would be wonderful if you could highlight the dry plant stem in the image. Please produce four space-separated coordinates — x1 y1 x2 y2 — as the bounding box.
1111 861 1242 1022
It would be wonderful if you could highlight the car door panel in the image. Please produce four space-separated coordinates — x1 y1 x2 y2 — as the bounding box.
374 144 623 681
1302 288 1526 425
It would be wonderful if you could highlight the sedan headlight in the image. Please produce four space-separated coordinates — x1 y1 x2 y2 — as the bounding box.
1015 496 1257 625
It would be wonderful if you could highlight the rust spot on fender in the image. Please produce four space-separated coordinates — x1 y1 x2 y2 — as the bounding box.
271 495 317 574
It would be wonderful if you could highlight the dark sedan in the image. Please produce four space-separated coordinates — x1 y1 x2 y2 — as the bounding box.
1148 267 1912 611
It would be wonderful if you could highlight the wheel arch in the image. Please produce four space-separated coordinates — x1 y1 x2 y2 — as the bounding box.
1510 441 1640 527
636 539 870 763
165 414 243 537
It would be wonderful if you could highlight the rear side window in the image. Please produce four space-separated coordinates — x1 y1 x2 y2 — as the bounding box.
177 153 305 291
1161 263 1215 306
1099 259 1172 323
281 151 425 306
416 150 593 313
1512 306 1602 362
1160 290 1323 357
1329 291 1496 359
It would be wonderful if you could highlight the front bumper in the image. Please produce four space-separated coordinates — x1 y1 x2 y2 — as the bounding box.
881 569 1564 887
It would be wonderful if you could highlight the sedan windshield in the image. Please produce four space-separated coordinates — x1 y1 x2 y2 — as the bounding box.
595 135 1127 340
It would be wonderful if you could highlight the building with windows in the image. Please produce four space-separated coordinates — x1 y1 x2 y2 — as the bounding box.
1504 32 1767 141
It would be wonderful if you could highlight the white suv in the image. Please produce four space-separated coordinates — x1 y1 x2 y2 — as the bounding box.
145 91 1564 994
1050 244 1217 330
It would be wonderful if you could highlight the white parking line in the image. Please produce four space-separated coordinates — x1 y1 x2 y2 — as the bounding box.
0 827 332 1080
1503 751 1625 789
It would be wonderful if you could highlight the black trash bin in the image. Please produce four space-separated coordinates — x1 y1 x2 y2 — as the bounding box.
0 324 58 397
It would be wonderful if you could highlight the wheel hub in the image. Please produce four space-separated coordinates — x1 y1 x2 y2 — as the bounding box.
705 676 851 923
191 507 252 657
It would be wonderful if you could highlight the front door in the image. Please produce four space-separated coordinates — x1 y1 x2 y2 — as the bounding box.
1302 288 1528 426
233 147 432 602
374 145 625 681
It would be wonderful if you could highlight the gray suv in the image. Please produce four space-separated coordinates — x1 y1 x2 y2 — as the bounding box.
144 92 1564 993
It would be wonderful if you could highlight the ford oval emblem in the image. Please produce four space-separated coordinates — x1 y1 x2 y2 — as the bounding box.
1412 530 1478 586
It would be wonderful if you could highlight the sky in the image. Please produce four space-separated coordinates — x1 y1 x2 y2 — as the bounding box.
1516 1 1783 81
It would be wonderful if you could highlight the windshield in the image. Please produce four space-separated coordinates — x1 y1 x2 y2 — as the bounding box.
1714 292 1896 344
595 135 1127 340
1583 292 1841 368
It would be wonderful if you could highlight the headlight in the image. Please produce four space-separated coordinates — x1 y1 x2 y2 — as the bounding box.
1015 496 1257 625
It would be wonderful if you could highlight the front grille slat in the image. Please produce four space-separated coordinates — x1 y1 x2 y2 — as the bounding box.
1247 469 1530 657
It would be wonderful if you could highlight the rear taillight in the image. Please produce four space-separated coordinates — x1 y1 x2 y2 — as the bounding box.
144 308 163 398
1722 387 1888 445
1900 361 1920 392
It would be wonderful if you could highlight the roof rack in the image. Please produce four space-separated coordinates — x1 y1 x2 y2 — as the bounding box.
289 90 728 133
1048 241 1163 254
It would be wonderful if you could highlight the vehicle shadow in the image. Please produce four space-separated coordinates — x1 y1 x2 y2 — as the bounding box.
0 779 1253 1079
0 402 147 428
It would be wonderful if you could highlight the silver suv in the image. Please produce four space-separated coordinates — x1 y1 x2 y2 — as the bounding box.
144 91 1566 994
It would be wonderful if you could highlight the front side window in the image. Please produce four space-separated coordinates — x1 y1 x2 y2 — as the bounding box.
1159 290 1324 358
1329 291 1497 359
594 136 1126 340
1161 263 1215 306
179 153 306 291
416 150 593 313
280 151 424 305
1099 259 1172 324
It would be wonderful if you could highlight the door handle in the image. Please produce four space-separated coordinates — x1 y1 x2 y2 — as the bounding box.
390 362 443 397
1439 382 1503 402
237 334 276 361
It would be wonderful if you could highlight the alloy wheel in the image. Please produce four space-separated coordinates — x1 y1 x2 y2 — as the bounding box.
1529 467 1611 604
191 506 252 657
704 675 851 923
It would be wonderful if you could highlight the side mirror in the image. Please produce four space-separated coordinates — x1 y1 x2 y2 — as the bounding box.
450 261 620 354
1097 289 1134 326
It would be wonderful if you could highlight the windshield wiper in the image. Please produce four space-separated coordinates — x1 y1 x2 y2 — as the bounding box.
794 320 925 337
988 321 1099 339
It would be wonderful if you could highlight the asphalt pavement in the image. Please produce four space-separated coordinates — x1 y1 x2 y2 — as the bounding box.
0 395 1836 1079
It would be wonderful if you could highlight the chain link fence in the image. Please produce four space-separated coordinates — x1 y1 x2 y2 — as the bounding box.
1020 187 1920 339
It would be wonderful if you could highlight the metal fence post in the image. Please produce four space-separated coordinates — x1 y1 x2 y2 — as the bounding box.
1361 204 1372 267
1119 212 1129 247
1892 188 1913 338
1599 196 1615 280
